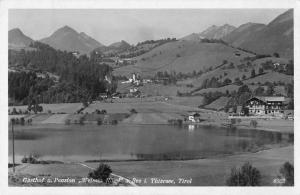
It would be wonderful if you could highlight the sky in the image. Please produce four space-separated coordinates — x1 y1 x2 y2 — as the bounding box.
9 9 288 45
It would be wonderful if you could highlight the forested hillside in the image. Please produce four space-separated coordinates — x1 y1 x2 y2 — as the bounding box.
9 42 116 105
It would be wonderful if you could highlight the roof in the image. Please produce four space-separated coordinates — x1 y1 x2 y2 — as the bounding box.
248 96 285 103
188 112 200 115
246 97 266 104
284 97 293 104
264 96 285 102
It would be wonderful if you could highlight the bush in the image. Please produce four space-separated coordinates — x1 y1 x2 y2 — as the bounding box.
95 109 101 114
97 118 103 125
15 118 19 124
250 120 258 128
79 116 85 125
21 154 39 164
88 163 112 182
21 156 27 163
27 118 32 125
226 162 261 186
20 117 25 126
95 109 107 114
279 162 294 186
11 108 18 115
130 108 138 114
65 119 71 125
111 119 118 125
251 69 256 78
231 119 236 125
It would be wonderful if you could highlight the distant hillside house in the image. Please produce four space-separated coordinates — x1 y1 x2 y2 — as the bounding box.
129 87 138 93
244 96 285 116
116 58 136 66
188 112 201 123
273 62 287 71
72 51 80 58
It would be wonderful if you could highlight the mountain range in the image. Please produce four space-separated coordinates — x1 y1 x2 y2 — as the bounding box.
223 23 266 46
223 9 293 58
92 40 131 55
181 24 236 41
8 9 293 58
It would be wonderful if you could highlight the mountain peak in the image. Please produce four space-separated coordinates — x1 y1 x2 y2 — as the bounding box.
224 9 293 58
56 25 78 34
180 33 202 41
121 40 130 45
222 24 236 28
268 9 293 27
9 28 34 48
61 25 74 31
109 40 130 48
40 26 103 54
9 28 23 34
200 24 236 39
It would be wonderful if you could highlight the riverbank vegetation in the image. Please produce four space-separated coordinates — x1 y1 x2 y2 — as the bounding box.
88 163 112 183
226 162 261 186
226 161 294 186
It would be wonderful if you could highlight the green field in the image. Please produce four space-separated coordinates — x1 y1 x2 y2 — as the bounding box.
9 103 82 114
113 40 254 77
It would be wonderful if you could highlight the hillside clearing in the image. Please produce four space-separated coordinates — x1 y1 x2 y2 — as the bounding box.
204 97 231 111
113 41 254 77
243 72 293 84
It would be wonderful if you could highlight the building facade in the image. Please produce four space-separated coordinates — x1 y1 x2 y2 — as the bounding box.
245 96 285 116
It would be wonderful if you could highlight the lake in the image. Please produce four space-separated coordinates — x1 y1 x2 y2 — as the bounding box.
8 124 293 163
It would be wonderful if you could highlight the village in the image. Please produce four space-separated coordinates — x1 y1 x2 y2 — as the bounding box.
92 71 294 131
8 69 294 132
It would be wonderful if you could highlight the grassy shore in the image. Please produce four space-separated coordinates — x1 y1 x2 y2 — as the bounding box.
9 145 293 186
9 99 293 133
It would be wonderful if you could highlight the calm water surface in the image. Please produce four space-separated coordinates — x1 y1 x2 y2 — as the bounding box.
8 124 293 162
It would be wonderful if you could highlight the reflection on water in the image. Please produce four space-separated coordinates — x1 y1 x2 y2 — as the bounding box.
8 124 293 162
188 125 195 132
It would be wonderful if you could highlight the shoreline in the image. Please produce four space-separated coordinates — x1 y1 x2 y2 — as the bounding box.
9 144 294 186
8 100 293 134
10 115 294 133
9 141 293 164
